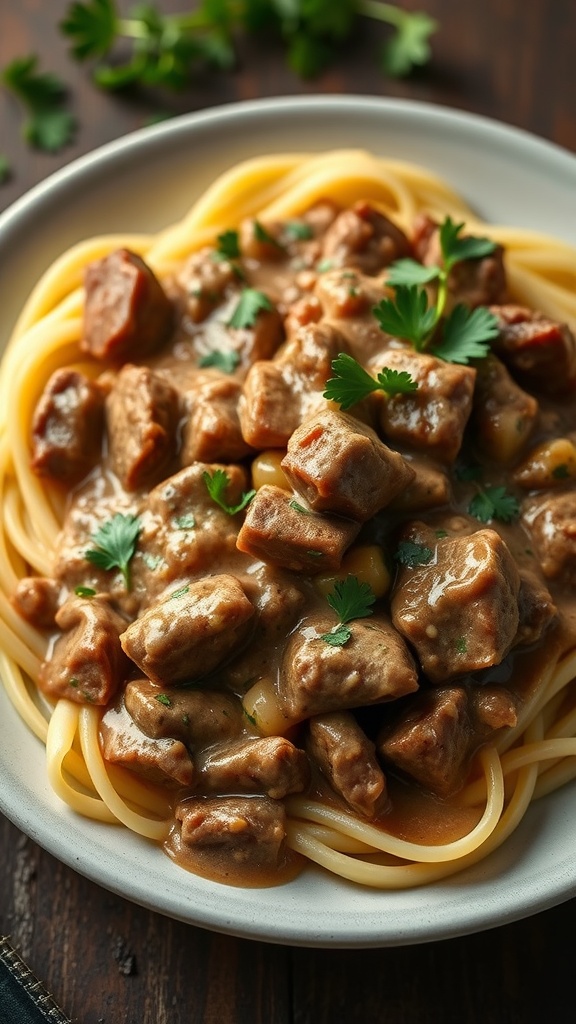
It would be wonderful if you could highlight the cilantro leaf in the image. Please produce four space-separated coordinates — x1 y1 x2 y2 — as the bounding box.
321 624 352 647
203 469 256 515
380 11 438 77
385 258 440 288
373 285 437 348
468 486 520 524
2 56 76 152
214 229 240 261
0 156 10 184
394 540 434 567
155 693 172 707
439 216 496 270
432 305 499 364
320 575 376 647
323 352 418 410
85 513 141 589
198 349 240 373
227 288 273 329
60 0 118 59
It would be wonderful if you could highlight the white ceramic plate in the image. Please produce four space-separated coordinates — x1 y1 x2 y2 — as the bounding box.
1 96 576 947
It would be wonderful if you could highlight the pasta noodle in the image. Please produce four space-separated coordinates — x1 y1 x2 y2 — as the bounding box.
2 149 576 889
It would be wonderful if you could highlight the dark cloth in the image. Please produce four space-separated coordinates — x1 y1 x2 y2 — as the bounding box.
0 937 71 1024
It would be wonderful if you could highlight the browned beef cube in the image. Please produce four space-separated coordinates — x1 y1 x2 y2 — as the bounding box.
472 355 538 463
515 571 557 647
106 364 180 491
120 574 255 685
391 524 520 682
413 213 507 310
239 218 285 262
321 202 411 274
124 678 242 745
82 248 173 361
175 246 238 323
197 736 310 799
236 485 360 574
39 595 129 705
314 268 383 320
101 700 193 786
279 612 418 720
181 375 252 464
31 369 104 483
11 576 61 629
307 712 387 818
378 684 517 797
522 491 576 582
388 455 450 513
175 796 286 876
490 304 576 393
281 409 414 520
370 348 476 463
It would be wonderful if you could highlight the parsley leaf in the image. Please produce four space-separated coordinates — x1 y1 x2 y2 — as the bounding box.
320 574 376 646
432 305 499 365
439 216 496 270
289 499 311 515
198 349 240 373
284 220 314 241
60 0 118 59
323 352 418 410
254 220 284 250
2 56 76 152
386 259 440 288
155 693 172 707
74 586 96 597
85 513 141 589
203 469 255 515
373 285 437 348
227 288 273 329
394 540 434 567
468 486 520 524
214 229 240 261
380 10 438 77
173 514 196 530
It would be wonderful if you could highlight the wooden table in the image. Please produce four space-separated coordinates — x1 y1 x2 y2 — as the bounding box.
1 2 575 1021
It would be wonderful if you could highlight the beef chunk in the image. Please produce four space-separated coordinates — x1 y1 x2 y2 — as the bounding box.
413 214 507 310
307 711 387 818
181 375 252 464
522 491 576 582
12 576 61 629
472 355 538 463
124 678 242 746
279 612 418 720
106 364 180 491
378 684 516 797
175 246 238 323
197 736 310 799
281 409 414 521
239 321 346 448
321 202 411 275
101 700 193 786
314 268 384 320
120 574 255 685
39 595 128 705
391 524 520 682
515 571 557 647
82 248 173 361
369 347 476 463
388 455 450 513
490 304 576 393
236 485 360 573
31 369 104 483
175 795 286 875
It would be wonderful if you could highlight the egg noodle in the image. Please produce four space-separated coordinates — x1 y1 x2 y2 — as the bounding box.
2 149 576 888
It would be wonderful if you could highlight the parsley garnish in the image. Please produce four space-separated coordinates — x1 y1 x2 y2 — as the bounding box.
142 552 164 570
289 499 311 515
155 693 172 707
170 585 190 600
60 1 436 89
1 56 76 152
203 469 255 516
198 350 240 373
394 540 434 567
378 216 499 364
323 352 418 410
214 229 240 261
456 636 468 654
0 156 10 184
468 486 520 524
320 575 376 647
254 220 284 250
85 513 140 590
74 586 96 597
173 514 196 530
284 220 314 241
227 288 273 329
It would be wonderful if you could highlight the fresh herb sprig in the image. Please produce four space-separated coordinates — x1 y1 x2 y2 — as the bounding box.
468 486 520 524
323 352 418 410
85 512 141 589
60 1 437 90
375 217 500 365
321 574 376 647
203 469 255 516
214 229 241 261
227 288 273 329
1 56 76 152
198 349 240 373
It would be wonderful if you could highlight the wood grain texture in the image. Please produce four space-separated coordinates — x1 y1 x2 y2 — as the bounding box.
1 2 576 1022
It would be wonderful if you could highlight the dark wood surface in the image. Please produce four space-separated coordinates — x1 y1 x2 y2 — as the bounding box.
1 2 576 1021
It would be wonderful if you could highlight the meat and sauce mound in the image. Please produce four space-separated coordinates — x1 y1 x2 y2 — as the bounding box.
15 197 576 886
